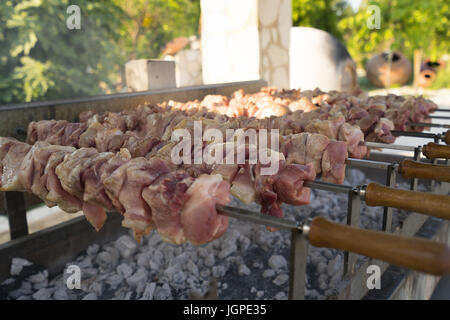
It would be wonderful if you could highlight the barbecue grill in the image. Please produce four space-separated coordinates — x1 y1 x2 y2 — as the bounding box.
1 80 449 300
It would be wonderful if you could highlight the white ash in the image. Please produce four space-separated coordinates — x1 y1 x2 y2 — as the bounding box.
10 258 33 276
116 263 134 279
262 269 275 278
1 168 424 300
82 292 97 300
140 282 156 300
273 274 289 286
86 244 100 256
268 255 287 271
115 235 138 259
238 264 251 276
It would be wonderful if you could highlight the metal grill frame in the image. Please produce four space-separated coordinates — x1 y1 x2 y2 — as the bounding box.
0 80 447 300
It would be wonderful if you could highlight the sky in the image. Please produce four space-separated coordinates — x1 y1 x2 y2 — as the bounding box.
347 0 363 11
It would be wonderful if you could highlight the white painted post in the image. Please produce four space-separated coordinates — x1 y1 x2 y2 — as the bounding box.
125 59 176 92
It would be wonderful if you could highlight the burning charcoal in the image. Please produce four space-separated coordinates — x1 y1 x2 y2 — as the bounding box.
317 262 327 274
204 253 215 267
96 252 114 270
198 247 209 259
115 235 138 259
268 255 287 270
173 270 186 284
238 264 251 276
262 269 275 278
83 267 99 278
10 258 33 276
274 291 287 300
116 263 133 279
169 252 189 267
307 289 320 300
200 269 211 279
140 282 156 300
164 266 178 281
86 243 100 256
126 268 148 288
318 274 329 291
124 291 133 300
154 283 172 300
136 253 150 269
212 265 227 278
218 243 237 259
105 274 123 289
239 235 251 251
82 292 97 300
8 281 32 299
32 287 55 300
28 270 49 290
53 288 69 300
185 260 199 276
273 274 289 286
327 255 343 276
147 234 162 247
88 282 103 297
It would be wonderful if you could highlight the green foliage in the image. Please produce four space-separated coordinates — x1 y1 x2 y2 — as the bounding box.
292 0 351 40
0 0 200 105
0 0 124 104
339 0 450 66
430 63 450 89
114 0 200 60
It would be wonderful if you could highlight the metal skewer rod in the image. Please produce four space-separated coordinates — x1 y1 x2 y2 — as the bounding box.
391 130 443 140
407 122 450 129
427 115 450 120
363 141 417 152
346 158 393 170
217 204 303 231
435 108 450 112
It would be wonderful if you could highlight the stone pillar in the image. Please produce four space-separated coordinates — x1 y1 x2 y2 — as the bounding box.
201 0 291 88
258 0 291 88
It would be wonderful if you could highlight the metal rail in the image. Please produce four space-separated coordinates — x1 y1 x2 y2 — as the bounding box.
428 115 450 120
408 122 450 129
0 80 266 139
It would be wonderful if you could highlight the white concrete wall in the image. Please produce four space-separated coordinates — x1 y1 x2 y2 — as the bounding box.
173 48 203 87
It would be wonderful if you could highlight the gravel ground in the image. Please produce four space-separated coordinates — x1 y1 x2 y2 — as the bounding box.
0 169 425 300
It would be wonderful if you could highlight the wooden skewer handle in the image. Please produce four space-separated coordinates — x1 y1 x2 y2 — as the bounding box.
398 159 450 183
445 130 450 145
422 142 450 159
364 183 450 220
308 216 450 276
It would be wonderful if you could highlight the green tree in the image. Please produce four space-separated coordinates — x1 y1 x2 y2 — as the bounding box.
113 0 200 61
292 0 352 40
339 0 450 66
0 0 123 104
0 0 201 105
